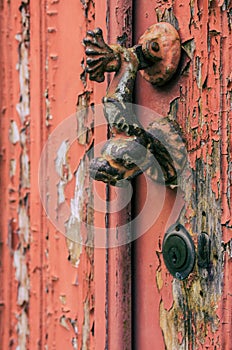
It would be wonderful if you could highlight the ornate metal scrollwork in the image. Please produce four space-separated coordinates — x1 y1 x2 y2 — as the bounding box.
83 23 196 279
83 22 185 187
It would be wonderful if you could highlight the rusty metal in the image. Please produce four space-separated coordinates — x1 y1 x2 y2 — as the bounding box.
197 232 211 269
139 22 181 85
84 23 183 187
1 1 230 349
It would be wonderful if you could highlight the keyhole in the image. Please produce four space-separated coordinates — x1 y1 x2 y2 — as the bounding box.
162 224 196 280
172 251 177 264
170 247 179 265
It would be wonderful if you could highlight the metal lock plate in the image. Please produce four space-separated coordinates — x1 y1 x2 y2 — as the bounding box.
162 224 195 280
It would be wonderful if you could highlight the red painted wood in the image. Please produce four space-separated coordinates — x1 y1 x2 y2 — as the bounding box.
94 3 109 349
29 1 46 347
0 1 109 349
1 1 231 349
133 4 184 348
132 178 183 349
0 2 25 348
107 2 133 349
133 1 232 348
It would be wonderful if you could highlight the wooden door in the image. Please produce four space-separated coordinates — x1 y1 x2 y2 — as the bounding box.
0 1 231 349
133 1 232 349
0 1 108 349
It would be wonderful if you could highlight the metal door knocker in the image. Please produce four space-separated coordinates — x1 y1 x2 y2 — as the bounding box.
83 22 185 186
83 22 196 279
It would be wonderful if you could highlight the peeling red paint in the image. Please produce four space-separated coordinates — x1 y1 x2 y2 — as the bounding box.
134 0 232 348
1 0 99 349
0 0 231 349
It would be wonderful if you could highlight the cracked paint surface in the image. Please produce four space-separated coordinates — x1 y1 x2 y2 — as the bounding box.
1 0 97 349
8 2 31 349
55 140 73 205
1 0 231 349
65 155 94 267
43 0 96 348
134 0 232 349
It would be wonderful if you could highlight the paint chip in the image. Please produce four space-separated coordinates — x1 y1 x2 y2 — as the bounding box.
9 121 20 144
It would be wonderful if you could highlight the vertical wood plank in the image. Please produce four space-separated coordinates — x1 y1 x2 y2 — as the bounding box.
29 0 46 347
107 1 133 349
133 0 232 348
93 1 108 348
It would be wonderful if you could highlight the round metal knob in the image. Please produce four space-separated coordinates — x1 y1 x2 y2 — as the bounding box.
139 22 181 86
162 224 195 280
